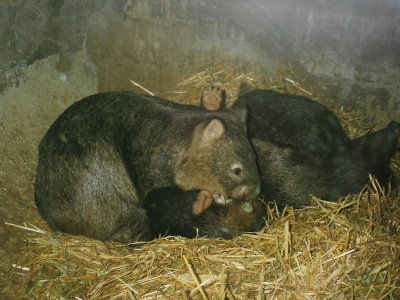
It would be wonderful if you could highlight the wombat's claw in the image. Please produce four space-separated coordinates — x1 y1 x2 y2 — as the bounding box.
241 201 254 213
213 193 233 206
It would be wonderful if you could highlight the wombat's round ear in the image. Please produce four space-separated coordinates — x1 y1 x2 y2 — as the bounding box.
251 138 271 153
230 100 248 124
204 118 226 142
238 80 256 96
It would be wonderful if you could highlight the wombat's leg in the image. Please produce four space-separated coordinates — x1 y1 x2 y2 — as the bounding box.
109 208 152 243
200 86 226 110
192 190 213 215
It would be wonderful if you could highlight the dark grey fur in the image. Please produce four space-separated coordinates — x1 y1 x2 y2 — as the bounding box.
234 89 399 207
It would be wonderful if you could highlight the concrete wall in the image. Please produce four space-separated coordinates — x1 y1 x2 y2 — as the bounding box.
1 0 399 125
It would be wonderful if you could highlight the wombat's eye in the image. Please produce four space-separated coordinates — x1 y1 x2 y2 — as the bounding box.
231 163 243 177
233 167 242 176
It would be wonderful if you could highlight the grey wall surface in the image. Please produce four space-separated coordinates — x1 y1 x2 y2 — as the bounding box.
1 0 399 126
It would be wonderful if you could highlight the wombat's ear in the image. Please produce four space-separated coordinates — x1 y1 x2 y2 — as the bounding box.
251 138 269 152
230 100 248 124
252 138 294 156
238 80 256 96
203 118 226 142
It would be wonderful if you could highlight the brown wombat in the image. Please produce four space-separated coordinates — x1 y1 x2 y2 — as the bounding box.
35 91 261 243
144 187 266 239
201 84 400 207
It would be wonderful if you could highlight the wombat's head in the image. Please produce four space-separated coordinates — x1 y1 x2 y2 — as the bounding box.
199 199 266 238
145 187 266 239
175 108 261 202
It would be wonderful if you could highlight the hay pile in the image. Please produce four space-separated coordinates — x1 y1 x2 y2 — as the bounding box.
5 64 400 299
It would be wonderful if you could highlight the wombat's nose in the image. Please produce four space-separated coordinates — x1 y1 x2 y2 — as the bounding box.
233 183 261 200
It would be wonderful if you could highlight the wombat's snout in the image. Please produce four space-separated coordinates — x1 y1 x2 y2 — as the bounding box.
231 182 261 201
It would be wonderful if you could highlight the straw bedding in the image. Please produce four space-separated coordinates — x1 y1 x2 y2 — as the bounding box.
5 64 400 299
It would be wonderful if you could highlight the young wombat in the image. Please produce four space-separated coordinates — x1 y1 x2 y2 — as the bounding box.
35 91 261 243
201 84 400 207
144 187 266 239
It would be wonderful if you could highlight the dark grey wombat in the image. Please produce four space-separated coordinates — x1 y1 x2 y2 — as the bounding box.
144 187 266 239
35 91 261 243
202 84 400 207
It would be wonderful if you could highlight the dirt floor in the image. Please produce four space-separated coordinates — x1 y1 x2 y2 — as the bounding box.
0 51 97 296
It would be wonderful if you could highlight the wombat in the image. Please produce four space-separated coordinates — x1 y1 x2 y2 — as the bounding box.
35 91 261 243
144 187 266 239
201 84 400 207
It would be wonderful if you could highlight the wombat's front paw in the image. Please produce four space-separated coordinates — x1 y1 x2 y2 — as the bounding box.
192 190 213 216
213 193 233 206
200 86 226 111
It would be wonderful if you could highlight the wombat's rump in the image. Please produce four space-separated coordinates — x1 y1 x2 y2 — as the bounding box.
35 91 260 243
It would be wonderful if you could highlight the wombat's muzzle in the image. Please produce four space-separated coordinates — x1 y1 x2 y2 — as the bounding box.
231 182 261 201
